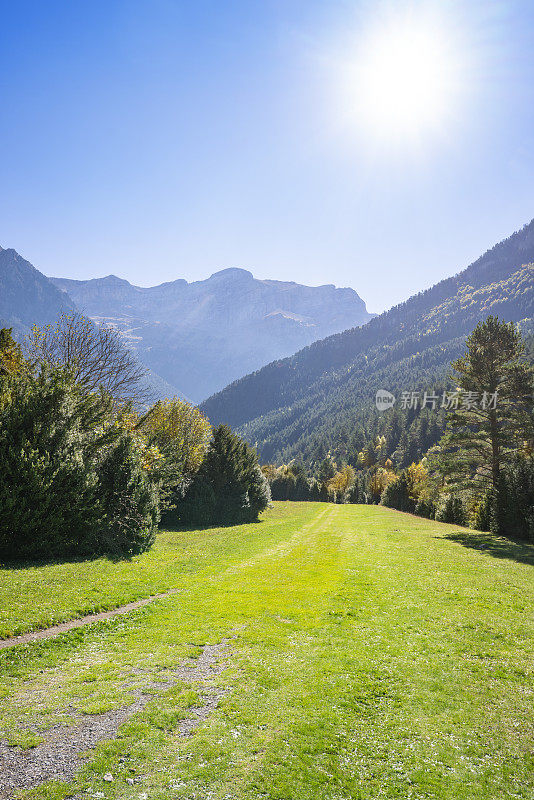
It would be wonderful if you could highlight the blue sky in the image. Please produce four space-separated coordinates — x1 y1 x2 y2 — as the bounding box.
1 0 534 312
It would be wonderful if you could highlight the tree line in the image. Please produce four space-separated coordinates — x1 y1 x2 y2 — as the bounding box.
0 315 270 562
261 317 534 540
201 254 533 453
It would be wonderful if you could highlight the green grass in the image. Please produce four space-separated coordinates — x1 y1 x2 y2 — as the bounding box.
2 502 534 800
0 502 320 639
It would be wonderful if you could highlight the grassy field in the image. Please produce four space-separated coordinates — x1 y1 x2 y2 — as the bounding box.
1 501 534 800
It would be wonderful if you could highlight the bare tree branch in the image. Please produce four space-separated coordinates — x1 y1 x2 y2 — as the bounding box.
25 313 150 404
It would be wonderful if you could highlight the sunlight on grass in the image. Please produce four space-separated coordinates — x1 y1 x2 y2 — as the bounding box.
1 502 533 799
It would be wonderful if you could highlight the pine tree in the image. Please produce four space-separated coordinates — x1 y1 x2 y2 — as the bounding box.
436 316 533 533
178 425 270 525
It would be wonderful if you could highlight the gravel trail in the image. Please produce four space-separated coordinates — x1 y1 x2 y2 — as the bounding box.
0 641 228 799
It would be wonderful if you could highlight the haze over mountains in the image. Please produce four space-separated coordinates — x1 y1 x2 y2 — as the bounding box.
201 220 534 463
0 247 74 335
51 269 373 401
2 216 533 439
0 245 374 402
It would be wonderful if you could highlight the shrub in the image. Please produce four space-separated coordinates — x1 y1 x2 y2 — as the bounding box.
473 493 493 533
436 496 466 525
0 369 159 561
174 425 270 526
91 436 159 557
414 498 436 519
381 473 415 513
0 369 104 560
247 464 272 521
172 476 216 527
269 473 296 501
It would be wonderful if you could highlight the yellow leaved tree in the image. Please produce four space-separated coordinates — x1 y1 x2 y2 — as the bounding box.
327 464 356 501
0 328 28 411
140 398 212 508
0 328 26 378
369 466 397 500
405 459 431 500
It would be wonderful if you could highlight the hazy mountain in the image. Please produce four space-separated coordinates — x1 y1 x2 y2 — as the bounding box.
0 246 74 335
51 269 373 402
0 247 183 401
200 220 534 463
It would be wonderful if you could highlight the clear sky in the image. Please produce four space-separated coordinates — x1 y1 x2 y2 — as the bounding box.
1 0 534 313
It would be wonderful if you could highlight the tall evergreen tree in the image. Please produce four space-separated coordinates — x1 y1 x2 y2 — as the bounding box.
436 316 533 533
0 367 159 560
177 425 270 525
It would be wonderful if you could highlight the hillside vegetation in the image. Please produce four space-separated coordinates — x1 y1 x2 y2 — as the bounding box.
201 221 534 463
0 321 270 563
1 503 534 799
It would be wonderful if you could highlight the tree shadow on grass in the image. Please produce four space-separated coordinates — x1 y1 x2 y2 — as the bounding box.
0 549 139 570
159 518 264 534
441 530 534 567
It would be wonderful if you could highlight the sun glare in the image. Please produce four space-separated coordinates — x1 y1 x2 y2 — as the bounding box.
348 10 464 147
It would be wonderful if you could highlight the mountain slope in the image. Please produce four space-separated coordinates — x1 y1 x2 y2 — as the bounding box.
0 247 184 401
200 221 534 463
51 269 373 402
0 247 74 335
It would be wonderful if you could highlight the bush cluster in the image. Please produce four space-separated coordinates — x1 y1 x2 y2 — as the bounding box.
168 425 270 527
0 323 270 562
0 367 159 560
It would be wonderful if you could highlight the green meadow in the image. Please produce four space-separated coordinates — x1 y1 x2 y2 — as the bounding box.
1 501 534 800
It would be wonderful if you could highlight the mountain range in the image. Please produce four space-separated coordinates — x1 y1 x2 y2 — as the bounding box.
51 270 373 402
2 217 533 452
0 246 374 402
200 220 534 464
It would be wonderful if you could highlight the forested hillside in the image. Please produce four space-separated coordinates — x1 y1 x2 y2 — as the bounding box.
201 221 534 464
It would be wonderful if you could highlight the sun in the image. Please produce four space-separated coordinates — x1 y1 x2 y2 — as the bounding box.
349 10 463 146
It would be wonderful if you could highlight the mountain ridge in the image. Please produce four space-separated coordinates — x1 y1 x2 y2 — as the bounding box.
0 246 75 335
51 268 374 402
0 246 186 401
199 219 534 462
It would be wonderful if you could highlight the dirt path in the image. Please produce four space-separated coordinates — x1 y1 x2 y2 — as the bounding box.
0 590 180 651
0 640 228 799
